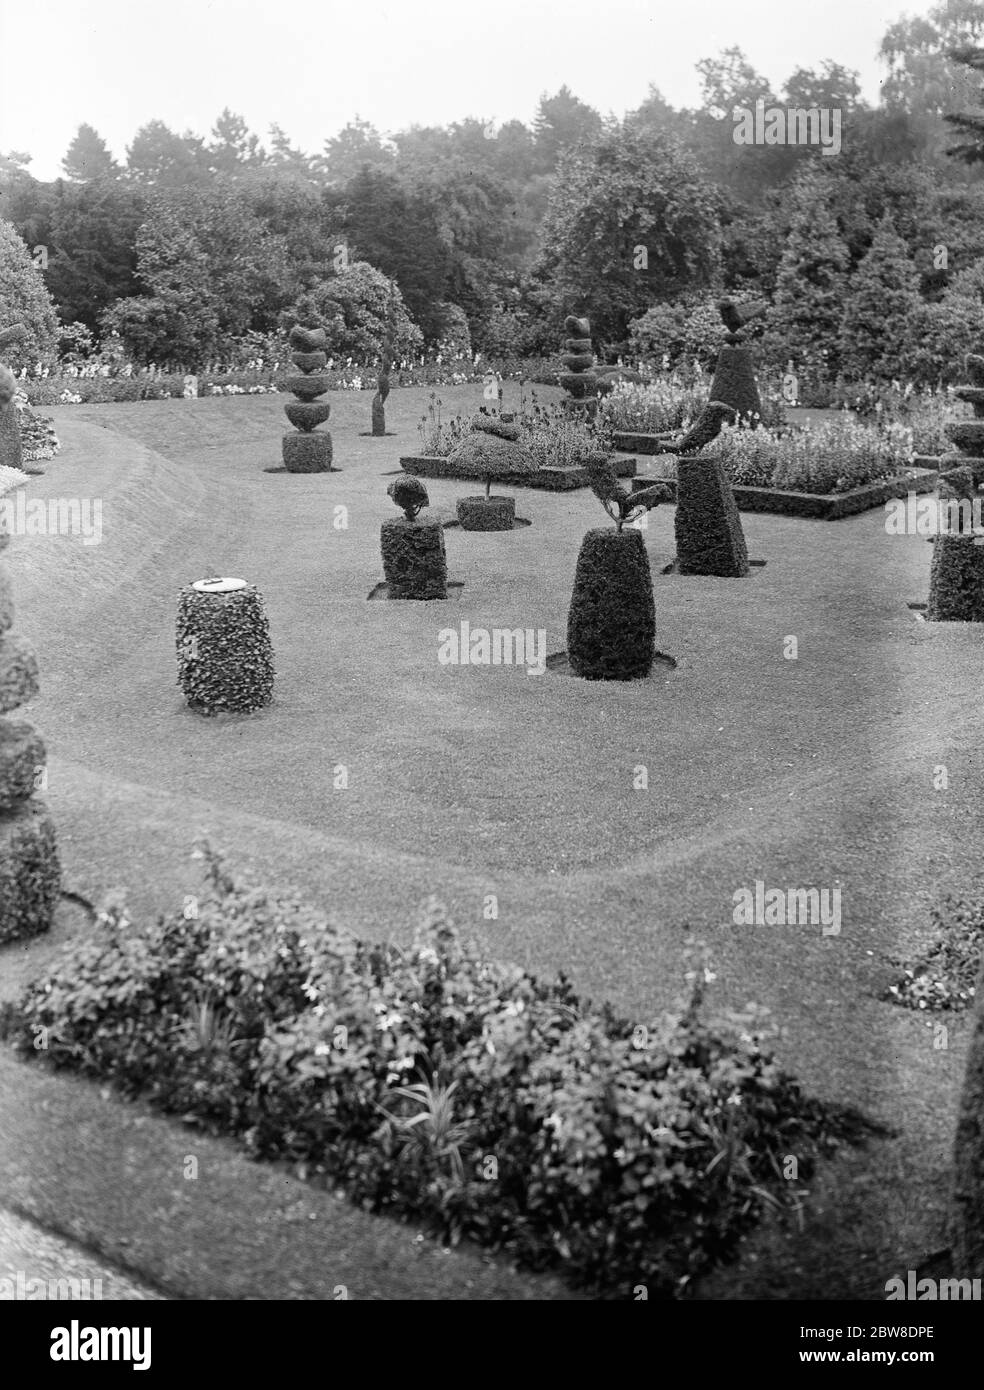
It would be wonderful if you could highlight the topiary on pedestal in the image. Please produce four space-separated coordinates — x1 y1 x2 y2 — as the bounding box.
380 478 447 599
280 321 333 472
176 578 275 715
709 299 766 422
449 414 537 530
566 455 672 681
928 353 984 621
0 510 59 944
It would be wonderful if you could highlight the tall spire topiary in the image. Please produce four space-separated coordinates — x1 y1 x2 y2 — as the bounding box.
0 510 60 943
559 314 599 420
926 353 984 621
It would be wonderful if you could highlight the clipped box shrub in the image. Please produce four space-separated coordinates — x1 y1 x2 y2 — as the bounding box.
456 495 515 531
0 801 59 944
284 401 331 432
0 721 45 812
176 580 274 715
381 518 448 598
282 432 333 473
567 527 656 680
0 632 40 712
926 536 984 622
0 847 877 1298
674 457 750 578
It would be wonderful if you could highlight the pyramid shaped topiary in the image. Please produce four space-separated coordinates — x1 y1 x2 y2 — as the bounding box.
927 353 984 621
0 511 60 943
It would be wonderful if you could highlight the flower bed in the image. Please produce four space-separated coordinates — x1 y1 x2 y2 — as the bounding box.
0 847 877 1299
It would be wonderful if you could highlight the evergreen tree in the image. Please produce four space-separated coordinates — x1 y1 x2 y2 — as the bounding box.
944 43 984 162
62 124 118 182
532 87 602 171
838 213 922 381
208 109 266 174
126 121 207 185
0 218 60 369
46 180 143 329
760 173 850 379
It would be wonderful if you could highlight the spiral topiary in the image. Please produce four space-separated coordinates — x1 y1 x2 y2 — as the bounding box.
176 579 275 715
560 313 598 419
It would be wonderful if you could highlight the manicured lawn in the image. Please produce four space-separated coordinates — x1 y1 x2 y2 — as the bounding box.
0 382 979 1297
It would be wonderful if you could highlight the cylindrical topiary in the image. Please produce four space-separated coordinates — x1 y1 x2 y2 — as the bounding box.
567 528 656 680
279 320 334 472
0 631 40 712
456 495 515 531
282 432 333 473
0 800 60 945
0 720 46 812
950 954 984 1278
381 477 447 598
176 578 274 715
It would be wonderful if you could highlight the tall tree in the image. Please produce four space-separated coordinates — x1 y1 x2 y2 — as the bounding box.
62 124 118 181
532 86 602 170
838 213 922 381
0 218 60 369
320 117 394 183
209 109 266 174
126 120 207 185
533 123 721 345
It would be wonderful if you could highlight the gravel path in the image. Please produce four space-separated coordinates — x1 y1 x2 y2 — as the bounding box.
0 1206 164 1300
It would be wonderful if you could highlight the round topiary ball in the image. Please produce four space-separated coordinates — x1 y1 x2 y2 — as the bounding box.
456 496 515 531
381 518 448 599
0 800 60 944
0 632 39 713
284 401 331 432
564 316 591 338
565 338 593 355
283 431 333 472
0 719 46 812
176 579 275 715
561 353 594 373
289 326 328 352
567 527 656 680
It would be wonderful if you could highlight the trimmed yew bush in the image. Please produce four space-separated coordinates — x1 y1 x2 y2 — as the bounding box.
567 528 656 680
176 581 274 715
674 457 750 578
0 802 60 944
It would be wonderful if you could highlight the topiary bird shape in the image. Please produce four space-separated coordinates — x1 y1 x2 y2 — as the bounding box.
387 476 429 521
585 453 673 532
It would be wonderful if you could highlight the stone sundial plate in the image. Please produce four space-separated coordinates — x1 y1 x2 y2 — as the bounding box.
192 577 248 593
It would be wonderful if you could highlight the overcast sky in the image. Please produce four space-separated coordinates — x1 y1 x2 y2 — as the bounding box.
1 0 934 179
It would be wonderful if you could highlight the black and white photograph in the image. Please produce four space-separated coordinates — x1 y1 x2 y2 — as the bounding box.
0 0 983 1357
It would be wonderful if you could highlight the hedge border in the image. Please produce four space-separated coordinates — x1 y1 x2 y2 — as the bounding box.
400 455 637 492
629 468 938 520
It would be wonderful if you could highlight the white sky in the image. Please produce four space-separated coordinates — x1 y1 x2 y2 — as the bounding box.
1 0 934 179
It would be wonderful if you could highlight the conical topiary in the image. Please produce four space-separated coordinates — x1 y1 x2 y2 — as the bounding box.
0 509 60 944
176 578 275 714
281 322 333 472
380 478 447 599
927 352 984 621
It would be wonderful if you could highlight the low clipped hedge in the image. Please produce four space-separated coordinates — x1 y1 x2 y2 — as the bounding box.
0 847 875 1298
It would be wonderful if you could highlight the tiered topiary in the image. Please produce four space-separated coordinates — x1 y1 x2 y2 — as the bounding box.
450 414 537 530
0 511 60 944
927 353 984 621
0 324 27 472
381 478 447 599
566 455 672 681
176 578 275 715
559 314 599 420
281 324 333 472
709 300 766 421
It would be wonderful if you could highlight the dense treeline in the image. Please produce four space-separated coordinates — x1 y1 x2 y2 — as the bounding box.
3 0 984 384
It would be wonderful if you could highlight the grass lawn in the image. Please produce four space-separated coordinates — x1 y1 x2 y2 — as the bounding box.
0 380 979 1298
